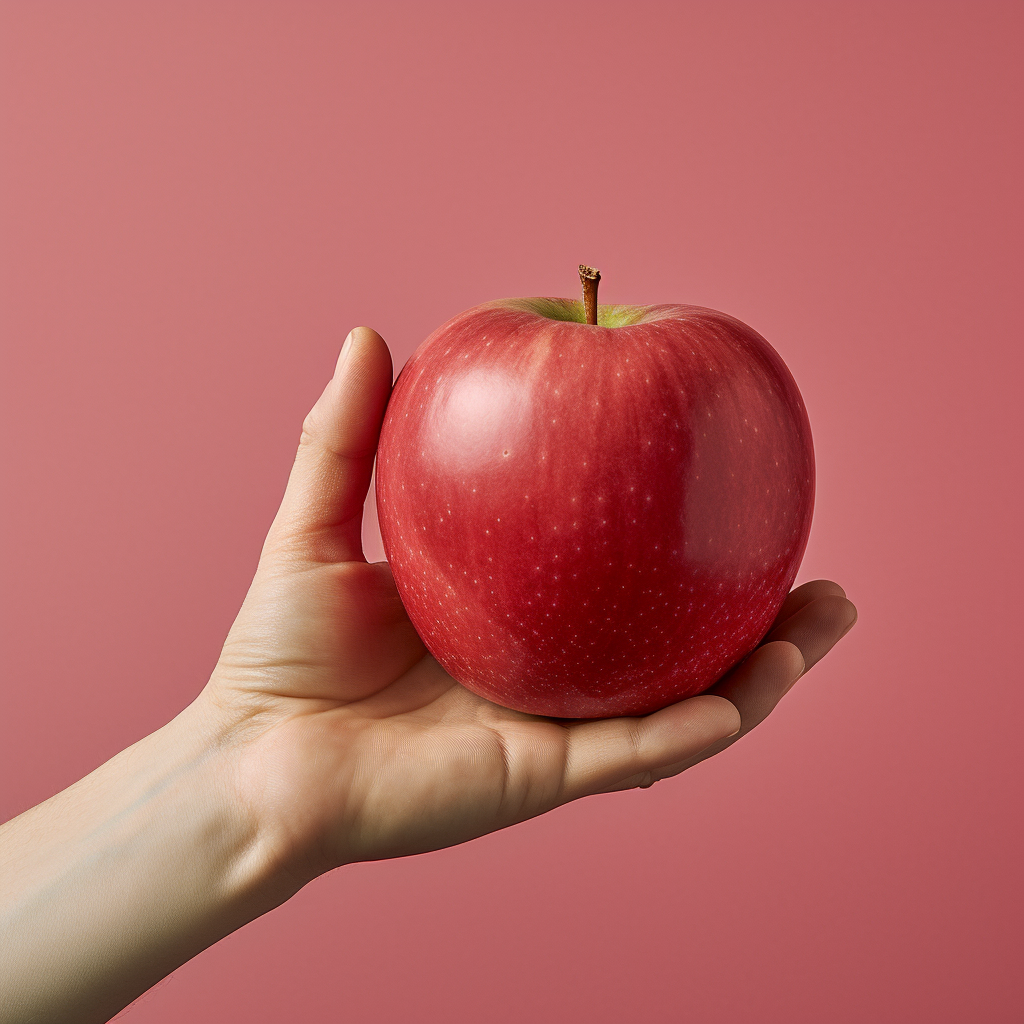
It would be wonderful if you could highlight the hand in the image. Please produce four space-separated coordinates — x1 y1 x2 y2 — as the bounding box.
0 325 856 1024
200 327 858 884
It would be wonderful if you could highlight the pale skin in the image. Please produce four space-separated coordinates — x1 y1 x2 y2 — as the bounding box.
0 327 857 1024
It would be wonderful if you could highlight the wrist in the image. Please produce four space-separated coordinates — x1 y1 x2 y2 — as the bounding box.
195 674 358 885
144 694 312 907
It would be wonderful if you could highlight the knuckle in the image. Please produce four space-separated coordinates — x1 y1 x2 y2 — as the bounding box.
299 414 321 449
626 722 647 760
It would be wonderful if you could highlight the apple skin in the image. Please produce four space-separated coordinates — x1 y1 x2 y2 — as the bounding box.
375 297 814 719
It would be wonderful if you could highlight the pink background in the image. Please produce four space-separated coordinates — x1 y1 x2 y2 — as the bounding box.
1 2 1021 1022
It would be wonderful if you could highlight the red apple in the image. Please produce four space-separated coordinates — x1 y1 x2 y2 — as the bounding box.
376 268 814 718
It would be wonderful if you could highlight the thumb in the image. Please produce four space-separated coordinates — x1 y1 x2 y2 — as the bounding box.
264 326 393 565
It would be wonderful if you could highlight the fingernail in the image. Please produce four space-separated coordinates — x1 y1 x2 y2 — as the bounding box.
692 730 738 762
335 330 355 376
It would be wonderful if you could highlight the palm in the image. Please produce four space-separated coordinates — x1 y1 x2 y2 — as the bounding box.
210 556 586 868
201 327 856 881
256 661 569 868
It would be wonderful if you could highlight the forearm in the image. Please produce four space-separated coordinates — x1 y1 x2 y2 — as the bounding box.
0 701 295 1024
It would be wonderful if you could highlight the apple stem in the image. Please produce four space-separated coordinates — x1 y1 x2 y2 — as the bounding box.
579 265 601 325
